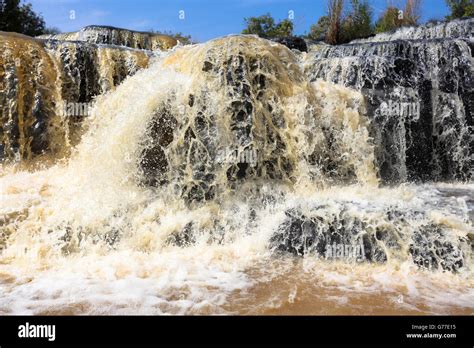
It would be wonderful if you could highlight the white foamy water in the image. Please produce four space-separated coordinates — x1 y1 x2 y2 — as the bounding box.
0 36 472 314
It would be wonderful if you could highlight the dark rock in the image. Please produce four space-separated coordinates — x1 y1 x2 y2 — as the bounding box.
409 225 467 272
305 35 474 182
272 36 308 52
270 208 387 262
271 206 470 271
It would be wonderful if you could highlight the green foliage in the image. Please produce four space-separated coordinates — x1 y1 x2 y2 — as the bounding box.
375 0 422 33
307 16 330 40
242 14 275 37
445 0 474 19
272 19 293 37
242 13 293 38
341 0 374 42
172 33 193 45
375 7 403 33
0 0 45 36
466 3 474 16
43 27 61 35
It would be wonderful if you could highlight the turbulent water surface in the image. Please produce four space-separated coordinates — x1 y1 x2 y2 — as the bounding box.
0 27 473 315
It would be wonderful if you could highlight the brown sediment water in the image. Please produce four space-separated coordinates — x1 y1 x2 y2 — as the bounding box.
0 35 472 315
0 31 152 162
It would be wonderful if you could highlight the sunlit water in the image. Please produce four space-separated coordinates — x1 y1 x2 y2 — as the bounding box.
0 36 472 315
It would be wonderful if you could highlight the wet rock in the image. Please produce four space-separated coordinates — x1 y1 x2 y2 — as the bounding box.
409 225 467 272
139 106 176 187
272 37 308 52
140 36 307 203
167 222 196 247
304 31 474 182
271 206 470 271
270 208 387 262
39 25 178 51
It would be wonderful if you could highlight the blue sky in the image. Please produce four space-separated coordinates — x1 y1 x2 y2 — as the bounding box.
29 0 451 42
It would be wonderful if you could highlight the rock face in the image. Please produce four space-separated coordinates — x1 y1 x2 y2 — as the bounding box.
38 25 178 50
270 206 469 271
304 18 473 183
0 31 152 161
271 36 308 52
0 26 177 161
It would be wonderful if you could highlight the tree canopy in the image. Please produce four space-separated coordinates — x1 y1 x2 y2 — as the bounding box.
0 0 45 36
341 0 374 42
242 13 293 38
445 0 474 19
375 0 422 34
308 16 330 41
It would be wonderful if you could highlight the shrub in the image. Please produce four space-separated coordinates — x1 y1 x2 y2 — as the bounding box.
242 13 293 38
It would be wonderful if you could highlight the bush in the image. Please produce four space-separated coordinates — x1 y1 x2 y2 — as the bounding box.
308 16 330 40
0 0 45 36
375 7 403 33
242 13 293 38
43 27 61 35
341 0 374 42
375 0 422 33
445 0 474 19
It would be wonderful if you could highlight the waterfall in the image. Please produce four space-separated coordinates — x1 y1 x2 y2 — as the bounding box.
304 18 473 182
38 25 178 50
0 31 154 162
353 17 474 43
0 25 472 315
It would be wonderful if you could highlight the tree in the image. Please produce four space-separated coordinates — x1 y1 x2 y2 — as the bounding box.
43 27 61 35
326 0 344 44
308 16 330 40
242 13 293 38
242 14 275 37
0 0 45 36
403 0 422 26
271 19 293 37
375 0 423 33
445 0 474 19
375 7 404 33
341 0 374 42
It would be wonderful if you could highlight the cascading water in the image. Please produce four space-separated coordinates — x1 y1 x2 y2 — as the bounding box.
0 32 154 162
38 25 178 50
352 17 474 42
303 18 474 183
0 29 472 314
